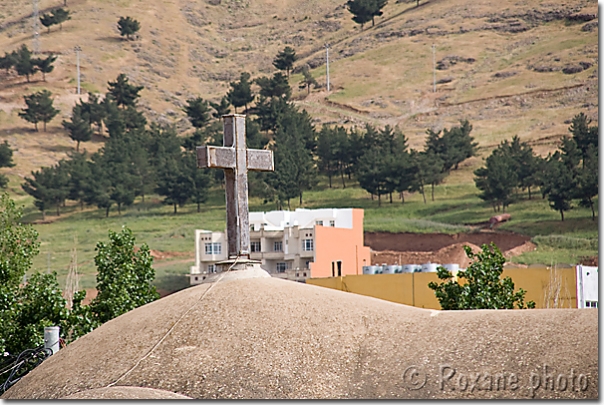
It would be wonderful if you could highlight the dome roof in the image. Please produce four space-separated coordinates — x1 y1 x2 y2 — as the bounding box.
2 273 598 399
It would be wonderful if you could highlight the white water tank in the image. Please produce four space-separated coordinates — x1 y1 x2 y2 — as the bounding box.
402 264 420 273
422 262 439 272
383 265 402 274
363 265 382 275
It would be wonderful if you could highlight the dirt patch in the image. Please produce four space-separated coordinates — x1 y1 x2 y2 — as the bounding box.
579 256 599 266
367 231 536 267
364 230 531 253
148 250 192 260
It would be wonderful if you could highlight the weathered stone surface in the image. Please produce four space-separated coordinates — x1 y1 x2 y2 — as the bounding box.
62 386 192 399
2 275 597 399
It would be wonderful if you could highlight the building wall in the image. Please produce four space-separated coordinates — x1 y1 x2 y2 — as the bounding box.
576 265 598 308
311 209 370 278
307 266 580 310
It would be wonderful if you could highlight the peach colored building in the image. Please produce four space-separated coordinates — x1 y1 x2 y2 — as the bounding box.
189 208 370 284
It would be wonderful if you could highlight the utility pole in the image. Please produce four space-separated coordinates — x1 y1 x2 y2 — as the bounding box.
33 0 40 54
74 46 82 95
325 43 330 92
432 43 436 93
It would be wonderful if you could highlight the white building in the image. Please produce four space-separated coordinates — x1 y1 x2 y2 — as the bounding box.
576 265 598 308
189 208 369 284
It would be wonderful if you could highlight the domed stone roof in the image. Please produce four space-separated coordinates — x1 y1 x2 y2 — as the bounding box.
2 272 598 399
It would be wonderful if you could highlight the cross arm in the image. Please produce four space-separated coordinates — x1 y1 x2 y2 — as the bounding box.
197 145 235 169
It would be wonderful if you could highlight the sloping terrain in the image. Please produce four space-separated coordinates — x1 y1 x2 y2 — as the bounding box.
0 0 598 182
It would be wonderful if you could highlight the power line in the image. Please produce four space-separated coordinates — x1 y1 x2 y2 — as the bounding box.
32 0 40 54
325 43 330 93
74 46 82 95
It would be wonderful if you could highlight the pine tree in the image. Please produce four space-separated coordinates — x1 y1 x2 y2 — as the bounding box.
210 96 231 119
39 13 56 33
0 141 15 189
64 151 92 210
184 97 211 128
155 154 194 214
474 149 518 212
316 125 338 188
346 0 376 29
227 72 254 113
62 112 93 152
541 151 576 221
299 65 318 95
569 112 598 161
14 45 37 83
0 51 16 73
255 73 291 99
577 144 598 221
51 8 70 30
32 54 56 82
272 46 297 77
117 16 141 40
107 73 144 108
19 90 59 132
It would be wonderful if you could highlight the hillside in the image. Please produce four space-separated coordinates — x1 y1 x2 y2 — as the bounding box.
0 0 598 184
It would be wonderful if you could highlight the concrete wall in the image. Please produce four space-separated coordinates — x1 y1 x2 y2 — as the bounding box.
307 266 579 310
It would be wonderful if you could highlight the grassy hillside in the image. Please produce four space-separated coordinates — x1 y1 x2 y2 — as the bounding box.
0 0 598 292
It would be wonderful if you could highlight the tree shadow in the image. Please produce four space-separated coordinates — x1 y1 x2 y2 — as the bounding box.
95 36 126 43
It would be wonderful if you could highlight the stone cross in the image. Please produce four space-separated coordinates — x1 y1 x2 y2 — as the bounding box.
197 114 274 259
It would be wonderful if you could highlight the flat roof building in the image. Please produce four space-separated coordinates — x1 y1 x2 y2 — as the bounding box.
190 208 370 284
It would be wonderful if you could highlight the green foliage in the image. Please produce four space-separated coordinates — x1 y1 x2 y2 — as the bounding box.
299 65 318 95
255 72 291 100
0 141 15 189
428 243 536 310
272 46 297 77
89 227 159 324
13 45 36 83
409 150 445 203
18 90 59 132
0 51 17 73
227 72 254 113
346 0 376 29
569 112 598 160
62 111 93 152
21 162 70 218
50 8 70 29
184 97 211 128
209 96 231 119
425 119 477 173
117 16 141 40
31 54 56 82
39 12 55 33
474 148 518 212
107 73 144 108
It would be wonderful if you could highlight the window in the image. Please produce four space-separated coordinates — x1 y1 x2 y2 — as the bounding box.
207 264 216 273
330 220 335 227
302 239 313 251
251 241 261 252
205 243 221 255
274 241 283 252
303 272 307 277
276 262 287 273
315 220 323 226
586 301 598 308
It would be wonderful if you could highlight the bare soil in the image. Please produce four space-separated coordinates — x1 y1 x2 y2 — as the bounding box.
365 231 536 266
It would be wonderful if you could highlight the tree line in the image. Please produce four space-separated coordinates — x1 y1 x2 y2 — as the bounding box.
474 112 598 221
0 45 57 83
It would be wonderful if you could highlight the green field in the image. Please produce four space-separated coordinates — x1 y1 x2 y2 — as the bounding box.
5 173 597 294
